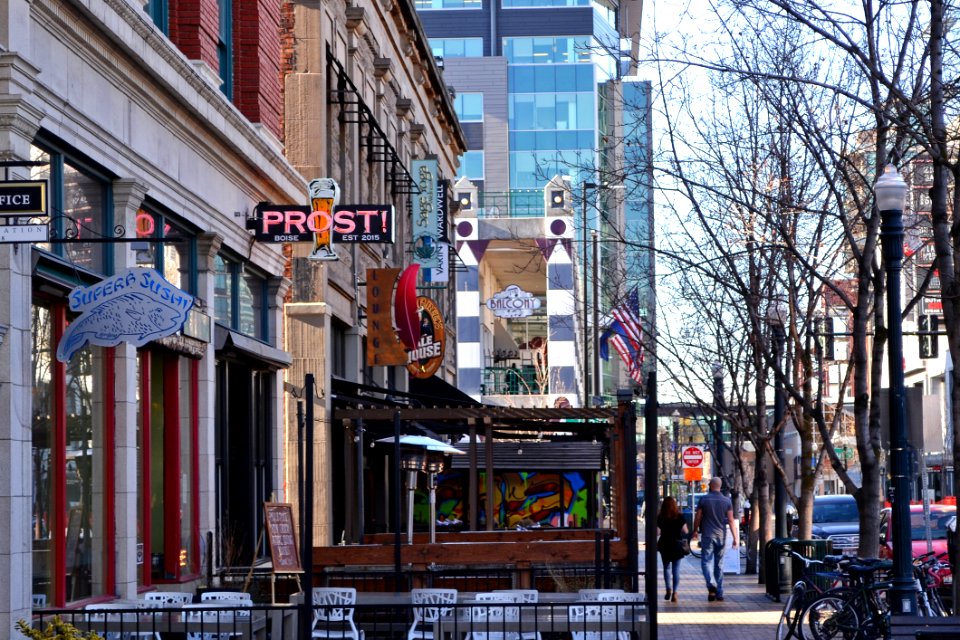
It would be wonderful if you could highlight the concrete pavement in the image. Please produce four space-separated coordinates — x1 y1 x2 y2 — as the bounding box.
644 547 783 640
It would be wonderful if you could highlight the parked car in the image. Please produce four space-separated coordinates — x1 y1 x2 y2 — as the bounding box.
879 504 955 598
799 494 860 554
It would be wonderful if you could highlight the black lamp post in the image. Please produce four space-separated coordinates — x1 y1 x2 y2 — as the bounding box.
712 363 724 486
767 305 788 540
672 409 681 491
875 163 917 615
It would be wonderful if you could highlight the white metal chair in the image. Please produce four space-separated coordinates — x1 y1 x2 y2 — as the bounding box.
183 601 252 640
576 589 623 601
144 591 194 607
492 590 539 640
596 593 644 640
200 591 253 604
32 593 47 608
467 592 522 640
311 587 362 640
408 588 458 640
84 603 126 640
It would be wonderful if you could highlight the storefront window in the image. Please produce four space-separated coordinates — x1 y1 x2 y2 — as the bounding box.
31 306 55 604
32 302 109 605
238 269 265 339
138 348 197 583
214 255 234 328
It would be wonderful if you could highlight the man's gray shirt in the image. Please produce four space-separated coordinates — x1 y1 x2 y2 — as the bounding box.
697 491 733 541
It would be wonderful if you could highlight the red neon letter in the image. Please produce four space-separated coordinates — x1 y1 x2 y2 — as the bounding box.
333 209 356 234
262 210 283 233
285 210 307 233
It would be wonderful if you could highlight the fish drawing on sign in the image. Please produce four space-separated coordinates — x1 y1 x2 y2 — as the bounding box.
56 268 194 363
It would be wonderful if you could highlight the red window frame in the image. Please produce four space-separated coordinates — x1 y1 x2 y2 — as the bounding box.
46 306 117 606
138 349 201 585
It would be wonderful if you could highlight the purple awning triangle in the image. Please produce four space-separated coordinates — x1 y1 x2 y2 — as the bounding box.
535 238 558 260
467 240 491 262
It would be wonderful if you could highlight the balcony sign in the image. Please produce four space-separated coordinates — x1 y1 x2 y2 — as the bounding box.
247 203 395 243
56 267 194 363
486 285 542 318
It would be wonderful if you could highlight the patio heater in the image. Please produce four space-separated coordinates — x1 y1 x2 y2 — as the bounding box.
400 447 427 545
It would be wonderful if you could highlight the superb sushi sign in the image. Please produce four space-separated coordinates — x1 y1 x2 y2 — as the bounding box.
56 268 194 362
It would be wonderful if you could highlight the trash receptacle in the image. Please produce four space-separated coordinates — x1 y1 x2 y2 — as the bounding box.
788 539 834 592
764 538 797 601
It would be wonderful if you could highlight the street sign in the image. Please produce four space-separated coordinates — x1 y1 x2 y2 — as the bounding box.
684 467 703 481
681 445 704 468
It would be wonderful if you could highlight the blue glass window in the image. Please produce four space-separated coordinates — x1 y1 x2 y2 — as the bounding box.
430 37 484 57
454 93 484 122
456 150 485 180
417 0 481 9
217 0 232 100
503 37 592 64
502 0 589 6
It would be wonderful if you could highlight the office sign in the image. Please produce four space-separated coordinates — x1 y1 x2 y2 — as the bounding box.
407 296 445 379
486 285 542 318
248 203 395 244
0 180 47 215
56 268 194 362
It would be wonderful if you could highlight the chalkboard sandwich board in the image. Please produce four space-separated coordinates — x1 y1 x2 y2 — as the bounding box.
264 502 302 573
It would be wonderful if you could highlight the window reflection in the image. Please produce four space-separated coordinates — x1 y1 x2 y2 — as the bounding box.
63 161 106 274
214 255 233 327
31 306 54 604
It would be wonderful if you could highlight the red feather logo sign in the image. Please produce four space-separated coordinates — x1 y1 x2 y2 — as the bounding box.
395 264 421 350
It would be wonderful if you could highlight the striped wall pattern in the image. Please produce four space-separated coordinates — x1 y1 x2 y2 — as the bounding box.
545 221 579 406
455 218 482 400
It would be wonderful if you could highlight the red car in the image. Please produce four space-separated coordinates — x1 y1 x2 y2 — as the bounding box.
879 504 954 587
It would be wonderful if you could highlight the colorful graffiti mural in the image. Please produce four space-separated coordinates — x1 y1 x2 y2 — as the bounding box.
415 470 592 529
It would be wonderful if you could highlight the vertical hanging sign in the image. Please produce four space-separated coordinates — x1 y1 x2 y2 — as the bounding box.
425 179 449 283
411 159 442 272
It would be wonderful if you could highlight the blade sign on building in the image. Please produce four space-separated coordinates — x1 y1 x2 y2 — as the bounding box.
366 267 411 367
411 159 443 271
424 179 449 283
248 203 395 244
486 285 542 318
0 181 47 215
56 268 195 363
309 177 340 260
407 296 446 379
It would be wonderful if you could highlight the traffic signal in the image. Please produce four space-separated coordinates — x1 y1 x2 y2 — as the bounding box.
919 314 939 359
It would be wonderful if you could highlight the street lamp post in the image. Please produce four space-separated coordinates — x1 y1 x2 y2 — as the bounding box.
592 229 600 405
712 363 724 486
581 181 596 407
875 163 917 615
767 306 788 540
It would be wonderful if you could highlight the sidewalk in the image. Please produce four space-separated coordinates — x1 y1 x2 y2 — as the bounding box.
644 547 782 640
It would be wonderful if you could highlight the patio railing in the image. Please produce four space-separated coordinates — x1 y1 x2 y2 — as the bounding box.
29 597 649 640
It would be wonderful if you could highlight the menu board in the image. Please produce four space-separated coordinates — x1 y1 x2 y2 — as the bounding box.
264 502 302 573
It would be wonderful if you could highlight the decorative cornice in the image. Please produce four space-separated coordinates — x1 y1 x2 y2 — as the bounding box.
345 6 368 36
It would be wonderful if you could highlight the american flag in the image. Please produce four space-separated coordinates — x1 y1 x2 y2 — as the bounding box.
600 289 645 384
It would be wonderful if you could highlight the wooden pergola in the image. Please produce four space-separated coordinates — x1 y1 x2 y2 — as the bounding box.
318 394 640 588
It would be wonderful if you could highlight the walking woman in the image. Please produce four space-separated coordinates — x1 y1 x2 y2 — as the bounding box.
656 496 689 602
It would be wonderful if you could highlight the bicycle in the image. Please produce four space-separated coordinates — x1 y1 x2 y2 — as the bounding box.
803 558 893 640
777 552 852 640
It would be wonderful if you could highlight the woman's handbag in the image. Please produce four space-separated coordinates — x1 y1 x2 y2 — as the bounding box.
679 538 691 556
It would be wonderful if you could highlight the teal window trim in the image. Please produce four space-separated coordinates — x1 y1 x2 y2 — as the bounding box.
218 0 233 100
147 0 169 34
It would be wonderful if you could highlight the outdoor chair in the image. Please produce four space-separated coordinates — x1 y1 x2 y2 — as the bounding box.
576 589 623 601
492 590 540 640
596 592 644 640
85 602 156 640
32 594 47 608
466 592 522 640
143 591 195 606
182 601 252 640
408 588 458 640
568 603 621 640
311 587 362 640
200 591 253 604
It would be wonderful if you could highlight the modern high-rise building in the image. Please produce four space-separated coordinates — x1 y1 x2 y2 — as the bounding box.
418 0 654 404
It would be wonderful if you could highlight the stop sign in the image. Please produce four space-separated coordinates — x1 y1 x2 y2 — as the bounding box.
681 445 704 468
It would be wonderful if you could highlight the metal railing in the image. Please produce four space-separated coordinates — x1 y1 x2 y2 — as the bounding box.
29 598 648 640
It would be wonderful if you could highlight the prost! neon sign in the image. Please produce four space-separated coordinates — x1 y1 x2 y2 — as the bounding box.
247 203 395 243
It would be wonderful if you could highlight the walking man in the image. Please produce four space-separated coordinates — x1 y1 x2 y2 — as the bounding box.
691 477 739 601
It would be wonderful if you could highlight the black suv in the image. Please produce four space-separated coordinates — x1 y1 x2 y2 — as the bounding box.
804 494 860 554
